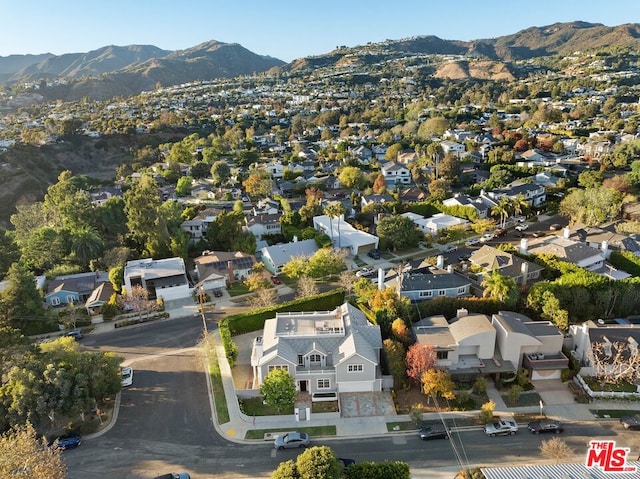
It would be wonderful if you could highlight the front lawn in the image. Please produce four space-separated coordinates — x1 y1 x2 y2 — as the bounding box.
502 391 543 408
238 397 293 416
245 425 336 440
583 376 638 393
311 400 339 413
227 282 250 297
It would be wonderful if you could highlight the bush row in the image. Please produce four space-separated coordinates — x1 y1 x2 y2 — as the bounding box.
344 461 410 479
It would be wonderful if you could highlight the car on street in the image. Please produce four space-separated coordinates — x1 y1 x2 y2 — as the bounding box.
480 233 495 243
213 289 223 297
527 419 563 434
48 433 81 450
155 473 191 479
367 249 381 259
274 431 310 449
443 245 458 253
356 267 375 277
418 426 449 440
458 254 470 262
121 366 133 387
532 231 545 238
514 216 526 223
465 238 480 247
620 414 640 430
515 223 529 231
494 228 508 237
270 276 282 285
484 420 519 436
550 223 562 231
66 330 84 340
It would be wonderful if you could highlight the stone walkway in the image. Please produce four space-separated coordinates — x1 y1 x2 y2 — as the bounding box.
340 392 396 418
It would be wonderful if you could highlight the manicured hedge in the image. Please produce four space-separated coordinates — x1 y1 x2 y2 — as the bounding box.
609 250 640 277
225 288 346 336
219 323 238 367
344 461 410 479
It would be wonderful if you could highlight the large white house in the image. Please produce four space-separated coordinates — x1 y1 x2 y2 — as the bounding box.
313 214 379 255
251 303 384 395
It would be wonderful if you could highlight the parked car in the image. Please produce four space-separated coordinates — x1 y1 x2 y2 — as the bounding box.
458 254 470 262
213 289 223 297
549 223 562 231
514 216 526 223
356 267 374 277
367 249 381 259
620 415 640 431
121 366 133 387
515 223 529 232
532 231 545 238
480 233 495 243
155 473 190 479
274 432 310 449
48 433 81 450
527 420 563 434
443 245 458 253
484 420 518 436
66 330 83 340
270 276 282 285
465 238 480 247
418 426 449 440
494 228 508 237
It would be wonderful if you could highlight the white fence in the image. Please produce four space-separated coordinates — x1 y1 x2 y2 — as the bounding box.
576 374 640 400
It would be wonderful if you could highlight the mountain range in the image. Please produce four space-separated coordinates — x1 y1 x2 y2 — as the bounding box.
2 21 640 101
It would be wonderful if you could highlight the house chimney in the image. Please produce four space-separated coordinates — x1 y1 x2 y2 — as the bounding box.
519 238 528 255
456 308 468 319
520 262 529 285
436 255 445 269
293 235 298 242
446 265 454 274
227 260 235 284
378 268 384 290
563 226 570 239
601 240 609 259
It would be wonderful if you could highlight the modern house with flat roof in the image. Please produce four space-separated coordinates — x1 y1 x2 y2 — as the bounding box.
123 257 192 308
313 214 379 255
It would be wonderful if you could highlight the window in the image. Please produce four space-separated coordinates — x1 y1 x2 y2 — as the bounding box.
309 354 322 365
297 355 304 366
457 286 466 295
438 290 446 296
348 364 363 372
419 291 432 298
268 365 288 373
51 297 61 306
437 351 448 360
317 379 330 389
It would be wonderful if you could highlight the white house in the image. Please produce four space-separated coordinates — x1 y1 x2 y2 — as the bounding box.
381 161 411 185
402 212 468 235
260 239 319 273
313 214 379 256
251 302 384 394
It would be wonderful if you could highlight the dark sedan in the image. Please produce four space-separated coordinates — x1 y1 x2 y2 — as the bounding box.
620 415 640 431
418 426 448 440
527 420 563 434
49 433 82 450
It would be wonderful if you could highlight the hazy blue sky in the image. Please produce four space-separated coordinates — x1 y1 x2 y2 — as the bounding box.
2 1 640 61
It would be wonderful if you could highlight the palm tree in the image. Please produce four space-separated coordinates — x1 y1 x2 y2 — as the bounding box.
491 196 511 229
481 270 518 304
511 193 529 220
324 201 346 248
426 142 444 179
71 226 104 266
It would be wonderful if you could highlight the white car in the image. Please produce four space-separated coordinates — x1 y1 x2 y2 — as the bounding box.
121 366 133 387
515 223 529 231
356 267 374 277
465 238 480 247
484 420 519 436
479 233 495 243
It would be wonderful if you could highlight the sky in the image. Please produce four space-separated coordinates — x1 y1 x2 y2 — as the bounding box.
2 1 640 62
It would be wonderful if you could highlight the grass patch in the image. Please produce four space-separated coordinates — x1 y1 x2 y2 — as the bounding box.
227 282 251 297
502 391 543 407
209 340 230 424
583 377 638 393
311 400 339 413
387 421 417 432
239 397 293 416
244 425 336 440
513 413 545 423
591 409 640 419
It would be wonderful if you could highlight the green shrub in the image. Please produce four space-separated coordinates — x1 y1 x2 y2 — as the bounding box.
344 461 410 479
218 319 238 367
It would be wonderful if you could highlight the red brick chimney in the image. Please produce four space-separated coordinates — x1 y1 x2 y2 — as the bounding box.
227 260 235 285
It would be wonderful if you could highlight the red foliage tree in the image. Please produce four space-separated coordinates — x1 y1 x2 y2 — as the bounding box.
406 343 437 385
514 139 529 152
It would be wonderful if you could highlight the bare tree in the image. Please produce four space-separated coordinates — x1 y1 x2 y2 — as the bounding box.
248 288 278 308
338 270 358 297
539 437 574 464
296 275 319 298
587 339 640 385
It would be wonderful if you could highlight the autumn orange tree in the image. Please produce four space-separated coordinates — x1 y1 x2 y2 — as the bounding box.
405 343 436 386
